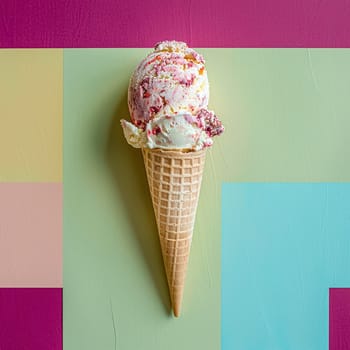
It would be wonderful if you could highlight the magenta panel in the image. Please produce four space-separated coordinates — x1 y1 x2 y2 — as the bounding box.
330 288 350 350
0 288 62 350
1 0 350 48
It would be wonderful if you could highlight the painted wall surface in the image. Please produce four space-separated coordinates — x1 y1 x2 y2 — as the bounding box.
1 2 349 349
330 289 350 350
0 184 62 287
63 49 350 350
0 49 62 182
0 289 62 350
222 184 350 350
1 0 350 47
63 48 221 350
0 49 62 286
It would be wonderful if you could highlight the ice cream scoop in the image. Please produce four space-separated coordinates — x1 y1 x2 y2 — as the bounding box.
121 40 223 151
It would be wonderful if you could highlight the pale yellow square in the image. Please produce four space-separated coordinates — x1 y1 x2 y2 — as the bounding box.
0 49 62 182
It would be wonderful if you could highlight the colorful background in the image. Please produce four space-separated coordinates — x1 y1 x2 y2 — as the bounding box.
1 1 350 350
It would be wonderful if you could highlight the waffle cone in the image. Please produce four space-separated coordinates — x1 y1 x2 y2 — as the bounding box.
142 148 206 317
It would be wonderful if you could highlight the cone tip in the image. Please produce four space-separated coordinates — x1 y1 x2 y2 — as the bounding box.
173 304 181 317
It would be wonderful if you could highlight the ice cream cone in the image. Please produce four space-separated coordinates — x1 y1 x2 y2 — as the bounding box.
142 148 206 317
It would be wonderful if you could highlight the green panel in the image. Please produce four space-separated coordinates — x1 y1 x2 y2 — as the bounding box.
64 49 221 350
64 49 350 350
206 49 350 182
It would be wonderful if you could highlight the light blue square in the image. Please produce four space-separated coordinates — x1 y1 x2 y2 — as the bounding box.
222 183 350 350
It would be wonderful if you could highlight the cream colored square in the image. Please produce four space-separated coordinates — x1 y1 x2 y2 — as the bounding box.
0 49 62 182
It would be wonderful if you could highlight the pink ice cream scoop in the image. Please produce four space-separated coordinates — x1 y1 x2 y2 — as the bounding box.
121 40 224 150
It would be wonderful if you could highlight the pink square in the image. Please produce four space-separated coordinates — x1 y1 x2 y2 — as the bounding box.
0 184 62 287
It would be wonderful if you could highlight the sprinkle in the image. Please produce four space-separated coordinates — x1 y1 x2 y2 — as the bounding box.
152 126 161 135
150 106 161 114
134 119 147 130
